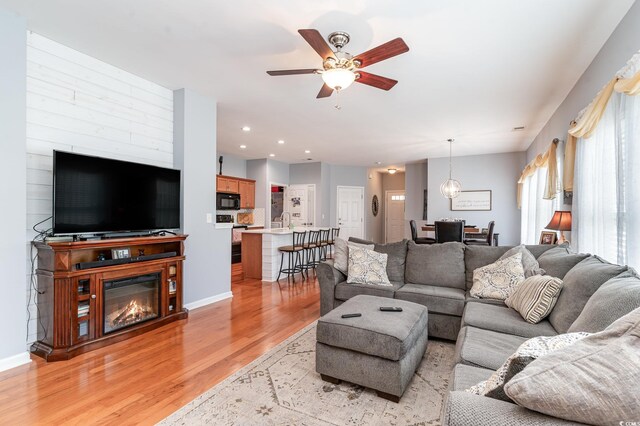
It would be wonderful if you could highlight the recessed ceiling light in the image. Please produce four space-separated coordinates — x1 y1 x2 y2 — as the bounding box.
376 161 382 165
269 153 275 157
241 126 251 132
277 140 285 144
304 150 311 154
240 145 247 149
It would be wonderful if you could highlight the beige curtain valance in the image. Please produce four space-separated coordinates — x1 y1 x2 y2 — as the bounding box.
517 142 557 209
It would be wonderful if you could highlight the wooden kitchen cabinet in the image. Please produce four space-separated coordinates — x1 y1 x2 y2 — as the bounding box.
239 180 255 209
216 176 239 193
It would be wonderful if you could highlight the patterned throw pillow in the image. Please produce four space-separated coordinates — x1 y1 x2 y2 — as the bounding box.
466 332 590 402
333 238 374 275
470 253 525 300
499 244 545 278
505 275 564 324
347 246 391 286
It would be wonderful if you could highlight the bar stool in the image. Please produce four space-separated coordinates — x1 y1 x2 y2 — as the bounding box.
319 228 331 261
301 230 321 277
328 227 340 258
276 231 306 281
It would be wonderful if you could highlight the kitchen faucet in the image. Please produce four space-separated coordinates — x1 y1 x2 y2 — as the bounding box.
280 212 292 229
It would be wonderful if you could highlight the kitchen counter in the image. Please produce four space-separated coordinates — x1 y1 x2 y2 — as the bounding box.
241 226 332 282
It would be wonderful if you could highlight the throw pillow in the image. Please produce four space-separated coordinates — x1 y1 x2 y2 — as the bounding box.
568 269 640 333
505 275 563 324
333 238 374 275
347 246 391 286
536 245 589 279
470 253 525 300
504 307 640 425
499 244 545 278
548 255 628 333
466 332 590 402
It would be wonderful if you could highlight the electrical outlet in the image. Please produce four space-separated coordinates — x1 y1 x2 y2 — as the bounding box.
206 213 213 223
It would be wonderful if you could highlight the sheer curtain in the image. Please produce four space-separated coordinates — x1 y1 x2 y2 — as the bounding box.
520 165 557 244
572 96 619 263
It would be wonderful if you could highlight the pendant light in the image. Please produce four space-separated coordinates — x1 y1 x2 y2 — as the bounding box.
440 138 462 198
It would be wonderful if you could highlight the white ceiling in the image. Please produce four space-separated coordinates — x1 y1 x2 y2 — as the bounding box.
2 0 634 166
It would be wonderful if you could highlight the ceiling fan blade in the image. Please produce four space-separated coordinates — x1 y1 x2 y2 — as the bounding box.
266 69 319 76
298 29 335 60
355 71 398 90
316 83 334 98
354 38 409 68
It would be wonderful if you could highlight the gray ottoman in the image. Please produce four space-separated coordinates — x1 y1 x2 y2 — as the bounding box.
315 294 429 402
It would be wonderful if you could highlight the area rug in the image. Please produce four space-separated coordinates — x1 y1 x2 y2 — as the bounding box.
159 322 456 425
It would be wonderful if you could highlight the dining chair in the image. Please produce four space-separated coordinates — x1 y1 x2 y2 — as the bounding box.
410 220 436 244
465 221 495 246
434 221 464 243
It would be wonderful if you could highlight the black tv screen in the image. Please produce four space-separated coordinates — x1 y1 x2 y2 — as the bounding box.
53 151 181 235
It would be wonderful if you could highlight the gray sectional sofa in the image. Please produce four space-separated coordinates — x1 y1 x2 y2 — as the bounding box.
317 239 640 425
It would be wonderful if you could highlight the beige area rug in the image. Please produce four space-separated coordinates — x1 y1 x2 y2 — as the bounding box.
159 322 456 425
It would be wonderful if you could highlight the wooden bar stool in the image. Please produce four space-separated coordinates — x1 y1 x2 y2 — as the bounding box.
328 227 340 258
319 228 331 261
276 231 306 282
301 230 321 277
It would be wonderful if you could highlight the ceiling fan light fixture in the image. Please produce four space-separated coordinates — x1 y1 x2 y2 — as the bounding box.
321 68 356 91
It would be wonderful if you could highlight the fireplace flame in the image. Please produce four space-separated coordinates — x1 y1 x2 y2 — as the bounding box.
111 299 154 328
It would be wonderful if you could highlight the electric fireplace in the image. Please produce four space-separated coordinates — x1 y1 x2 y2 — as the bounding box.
103 273 160 334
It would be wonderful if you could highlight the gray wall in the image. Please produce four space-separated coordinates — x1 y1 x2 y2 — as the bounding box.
329 165 368 227
428 152 526 246
404 161 428 239
267 159 290 186
174 89 231 306
246 159 268 212
0 9 28 366
527 1 640 160
366 170 384 243
321 163 331 227
218 152 247 178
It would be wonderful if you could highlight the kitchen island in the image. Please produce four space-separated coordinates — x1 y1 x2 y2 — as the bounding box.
241 227 331 282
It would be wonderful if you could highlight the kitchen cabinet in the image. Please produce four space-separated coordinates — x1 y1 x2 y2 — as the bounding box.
216 175 256 209
239 180 255 209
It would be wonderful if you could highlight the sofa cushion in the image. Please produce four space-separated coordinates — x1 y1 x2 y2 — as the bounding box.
334 280 403 301
549 255 628 333
464 245 511 290
462 303 558 338
470 253 525 300
450 364 493 391
316 294 429 361
467 332 590 403
505 275 563 324
499 244 545 278
464 291 505 306
455 326 527 370
334 238 374 275
372 239 408 282
346 246 391 286
394 284 465 316
536 245 589 279
505 307 640 425
568 269 640 333
405 241 466 289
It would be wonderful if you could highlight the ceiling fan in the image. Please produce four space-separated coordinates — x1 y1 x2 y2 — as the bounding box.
267 29 409 98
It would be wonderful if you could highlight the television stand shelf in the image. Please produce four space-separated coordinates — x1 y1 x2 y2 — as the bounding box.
31 234 188 362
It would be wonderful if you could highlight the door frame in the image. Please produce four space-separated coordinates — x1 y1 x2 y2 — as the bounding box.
384 190 406 243
336 185 365 238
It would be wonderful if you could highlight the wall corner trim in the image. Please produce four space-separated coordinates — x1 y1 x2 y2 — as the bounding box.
184 291 233 311
0 352 31 373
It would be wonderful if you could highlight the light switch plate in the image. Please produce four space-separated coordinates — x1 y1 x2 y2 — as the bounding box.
206 213 213 223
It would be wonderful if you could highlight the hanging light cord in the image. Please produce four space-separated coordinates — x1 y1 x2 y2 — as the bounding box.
448 138 454 179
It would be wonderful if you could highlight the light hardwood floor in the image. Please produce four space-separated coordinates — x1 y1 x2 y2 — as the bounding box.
0 264 319 425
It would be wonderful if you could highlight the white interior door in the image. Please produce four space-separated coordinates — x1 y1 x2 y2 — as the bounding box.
287 184 315 227
385 191 405 243
337 186 364 240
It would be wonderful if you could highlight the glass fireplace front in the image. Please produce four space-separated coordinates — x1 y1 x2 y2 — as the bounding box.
103 273 160 334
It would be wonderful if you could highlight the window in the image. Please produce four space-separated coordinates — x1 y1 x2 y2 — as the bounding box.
520 165 560 244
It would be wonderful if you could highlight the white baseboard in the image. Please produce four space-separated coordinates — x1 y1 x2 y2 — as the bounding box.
184 291 233 311
0 352 31 373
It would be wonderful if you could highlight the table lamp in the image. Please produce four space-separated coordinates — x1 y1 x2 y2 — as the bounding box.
545 210 572 244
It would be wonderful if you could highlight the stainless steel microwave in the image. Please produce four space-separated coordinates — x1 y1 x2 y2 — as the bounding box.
216 192 240 210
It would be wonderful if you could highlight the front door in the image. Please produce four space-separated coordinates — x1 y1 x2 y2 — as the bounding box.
337 186 364 240
385 191 405 243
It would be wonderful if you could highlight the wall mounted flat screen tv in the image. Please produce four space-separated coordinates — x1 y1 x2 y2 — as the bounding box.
53 151 181 235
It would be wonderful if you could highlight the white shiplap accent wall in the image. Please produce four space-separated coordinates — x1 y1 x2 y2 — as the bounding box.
25 32 174 344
